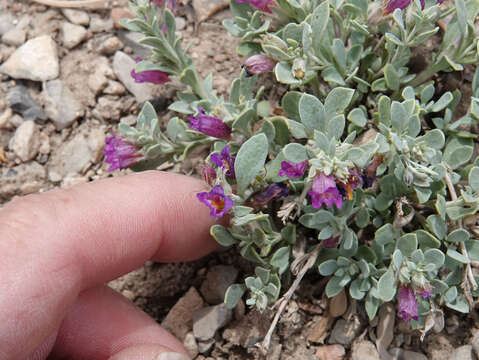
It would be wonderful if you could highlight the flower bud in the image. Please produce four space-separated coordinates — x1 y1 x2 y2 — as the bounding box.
244 54 275 75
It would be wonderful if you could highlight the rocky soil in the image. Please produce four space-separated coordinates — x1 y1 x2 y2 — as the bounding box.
1 1 479 359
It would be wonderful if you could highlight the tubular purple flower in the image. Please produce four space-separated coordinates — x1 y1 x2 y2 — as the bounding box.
103 135 142 171
131 57 171 85
235 0 275 13
397 285 419 323
384 0 429 13
244 54 276 75
417 285 432 299
252 183 289 206
210 145 235 178
149 0 178 12
278 161 307 179
197 185 234 218
339 167 364 200
308 172 343 209
189 107 232 139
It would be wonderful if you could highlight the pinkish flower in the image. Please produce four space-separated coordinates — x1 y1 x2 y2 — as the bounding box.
397 285 419 323
322 236 339 248
308 172 343 209
278 161 307 179
189 107 232 139
131 57 171 85
197 185 234 218
236 0 275 13
211 145 235 178
244 54 276 75
202 163 216 185
103 135 142 171
384 0 427 14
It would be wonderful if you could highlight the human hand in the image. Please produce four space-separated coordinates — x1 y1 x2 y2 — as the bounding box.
0 171 219 360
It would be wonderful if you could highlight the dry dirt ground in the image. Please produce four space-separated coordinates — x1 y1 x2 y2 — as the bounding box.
1 1 479 359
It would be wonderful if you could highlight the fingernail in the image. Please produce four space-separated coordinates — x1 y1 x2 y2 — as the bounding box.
156 352 190 360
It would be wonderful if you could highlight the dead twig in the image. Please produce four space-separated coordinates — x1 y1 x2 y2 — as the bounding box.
258 244 321 355
30 0 108 9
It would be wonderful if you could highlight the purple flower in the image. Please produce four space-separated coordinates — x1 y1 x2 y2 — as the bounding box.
150 0 178 12
244 54 276 75
397 285 419 323
384 0 432 13
103 135 142 171
278 161 307 179
189 107 232 139
308 173 343 209
322 236 339 248
202 163 216 185
131 57 171 85
211 145 235 178
339 167 363 200
252 183 289 206
197 185 234 218
236 0 275 13
417 285 432 299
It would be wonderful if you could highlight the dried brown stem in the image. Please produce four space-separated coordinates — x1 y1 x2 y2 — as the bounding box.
258 244 321 355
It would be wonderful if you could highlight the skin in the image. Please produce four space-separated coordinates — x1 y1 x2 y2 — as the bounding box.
0 171 219 360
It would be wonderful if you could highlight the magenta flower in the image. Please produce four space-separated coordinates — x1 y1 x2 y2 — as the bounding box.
236 0 275 13
417 285 432 299
397 285 419 323
197 185 234 218
244 54 276 75
384 0 428 13
103 135 142 171
131 57 171 85
189 107 232 139
202 163 216 185
308 172 343 209
322 236 339 248
211 145 235 178
279 160 307 179
252 183 289 206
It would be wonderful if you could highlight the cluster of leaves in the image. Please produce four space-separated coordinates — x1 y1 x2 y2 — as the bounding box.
117 0 479 332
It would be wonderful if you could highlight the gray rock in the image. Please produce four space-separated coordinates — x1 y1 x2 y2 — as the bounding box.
87 56 114 95
47 126 105 181
0 161 47 201
352 341 380 360
43 80 84 130
162 287 204 341
200 265 239 305
89 15 114 32
329 318 363 347
117 30 151 59
9 120 40 162
113 51 155 103
61 9 90 26
176 17 186 30
0 35 59 81
120 115 137 126
0 13 15 36
8 85 46 123
451 345 474 360
390 348 428 360
193 304 232 341
61 22 87 49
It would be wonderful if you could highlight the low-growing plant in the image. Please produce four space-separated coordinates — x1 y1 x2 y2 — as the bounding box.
109 0 479 352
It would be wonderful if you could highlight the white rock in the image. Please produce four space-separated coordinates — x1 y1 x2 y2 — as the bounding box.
0 108 13 129
113 51 154 103
90 16 114 32
43 80 84 130
2 27 27 47
9 120 40 162
61 22 87 49
183 332 199 358
0 35 59 81
61 9 90 26
352 341 380 360
0 13 15 36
